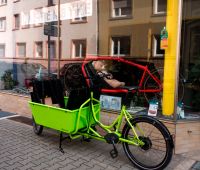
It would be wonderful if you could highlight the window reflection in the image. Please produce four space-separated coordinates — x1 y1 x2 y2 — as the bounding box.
179 0 200 118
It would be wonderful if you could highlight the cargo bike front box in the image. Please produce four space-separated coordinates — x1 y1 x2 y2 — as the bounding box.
29 79 100 135
29 97 100 134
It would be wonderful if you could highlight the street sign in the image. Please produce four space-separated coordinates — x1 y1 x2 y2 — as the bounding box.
44 23 60 37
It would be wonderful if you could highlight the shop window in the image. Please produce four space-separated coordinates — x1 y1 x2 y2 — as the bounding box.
111 0 132 18
13 14 20 30
111 36 130 56
152 35 165 57
0 44 5 57
16 43 26 57
0 17 6 31
34 42 43 58
72 39 86 58
179 0 200 119
153 0 167 15
0 0 7 5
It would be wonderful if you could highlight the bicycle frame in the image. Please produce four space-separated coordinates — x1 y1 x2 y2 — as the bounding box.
81 56 162 96
77 92 145 146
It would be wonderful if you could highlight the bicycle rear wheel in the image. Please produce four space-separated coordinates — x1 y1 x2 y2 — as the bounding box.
122 115 173 170
32 117 43 135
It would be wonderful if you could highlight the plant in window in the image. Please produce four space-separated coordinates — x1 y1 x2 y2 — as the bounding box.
1 69 18 89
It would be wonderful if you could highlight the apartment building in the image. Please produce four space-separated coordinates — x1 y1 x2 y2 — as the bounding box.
98 0 166 63
0 0 98 69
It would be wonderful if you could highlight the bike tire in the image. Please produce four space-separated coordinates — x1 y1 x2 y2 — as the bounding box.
143 67 185 105
122 115 173 170
32 117 43 135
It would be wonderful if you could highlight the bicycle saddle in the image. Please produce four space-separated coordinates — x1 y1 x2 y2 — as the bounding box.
121 86 139 92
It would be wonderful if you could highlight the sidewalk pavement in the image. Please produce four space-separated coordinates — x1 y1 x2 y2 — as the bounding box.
0 117 199 170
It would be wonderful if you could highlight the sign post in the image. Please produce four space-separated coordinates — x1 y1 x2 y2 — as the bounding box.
47 0 54 78
57 0 61 79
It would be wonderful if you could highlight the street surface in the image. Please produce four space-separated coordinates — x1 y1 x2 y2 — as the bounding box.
0 117 199 170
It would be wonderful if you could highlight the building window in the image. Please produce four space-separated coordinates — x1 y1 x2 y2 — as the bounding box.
153 0 167 15
34 42 43 58
33 7 43 27
72 40 86 58
111 36 130 56
0 44 5 57
71 17 87 23
16 43 26 57
152 35 164 57
0 17 6 31
14 14 20 30
0 0 7 5
112 0 132 18
46 41 56 59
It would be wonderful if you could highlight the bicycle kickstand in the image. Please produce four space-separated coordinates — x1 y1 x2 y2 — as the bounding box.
59 132 65 154
110 141 118 159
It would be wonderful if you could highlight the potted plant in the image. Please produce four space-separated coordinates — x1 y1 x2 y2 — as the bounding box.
1 69 18 90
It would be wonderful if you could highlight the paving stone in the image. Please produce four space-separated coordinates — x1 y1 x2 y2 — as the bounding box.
0 162 9 169
32 163 49 170
58 164 77 170
4 162 23 170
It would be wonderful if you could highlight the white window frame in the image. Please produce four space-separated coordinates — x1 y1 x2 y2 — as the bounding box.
0 17 6 31
153 0 167 15
14 14 20 29
16 43 26 57
152 35 164 57
0 44 5 57
111 36 130 56
0 0 7 5
72 39 87 58
34 42 43 58
112 0 132 18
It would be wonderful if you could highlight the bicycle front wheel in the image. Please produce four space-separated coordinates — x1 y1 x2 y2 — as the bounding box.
122 115 173 170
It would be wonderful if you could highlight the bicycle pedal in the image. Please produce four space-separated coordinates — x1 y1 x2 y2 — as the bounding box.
81 136 91 142
83 138 91 142
110 149 118 158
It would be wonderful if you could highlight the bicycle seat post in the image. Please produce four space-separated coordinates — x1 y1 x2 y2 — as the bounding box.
122 86 139 107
